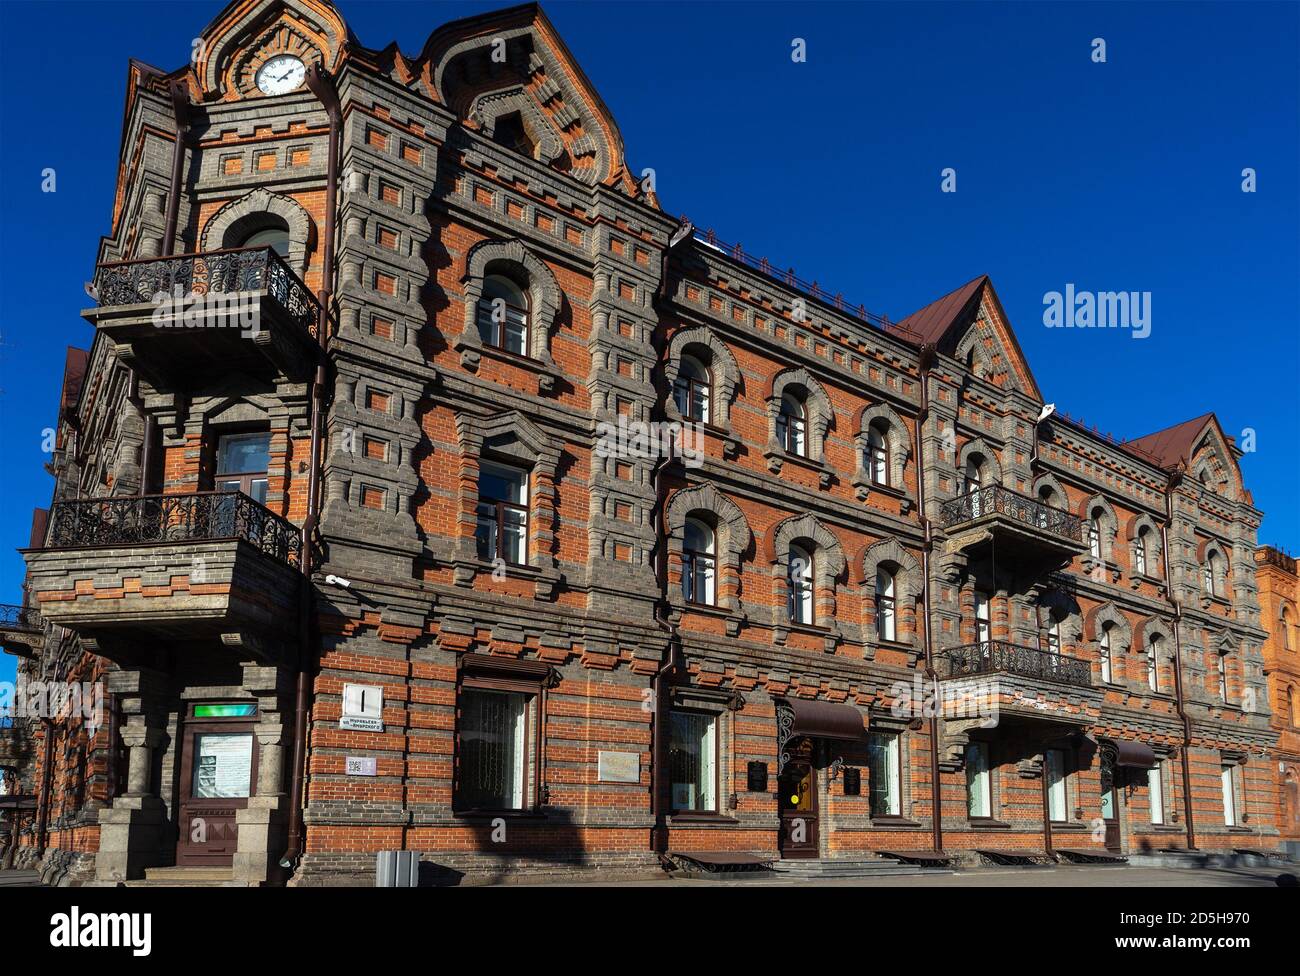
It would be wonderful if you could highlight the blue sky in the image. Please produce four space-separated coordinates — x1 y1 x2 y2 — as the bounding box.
1 0 1297 688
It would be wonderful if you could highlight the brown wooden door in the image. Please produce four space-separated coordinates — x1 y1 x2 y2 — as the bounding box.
176 713 258 867
778 739 819 859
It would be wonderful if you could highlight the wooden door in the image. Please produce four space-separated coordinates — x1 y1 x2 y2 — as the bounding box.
778 739 819 859
176 710 258 867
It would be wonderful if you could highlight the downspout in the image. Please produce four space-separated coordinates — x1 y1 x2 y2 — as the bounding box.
35 719 54 857
916 344 944 853
647 222 692 858
1040 755 1054 858
281 64 341 871
1161 468 1197 850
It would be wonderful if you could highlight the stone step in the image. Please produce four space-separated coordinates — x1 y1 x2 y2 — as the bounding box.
140 866 234 883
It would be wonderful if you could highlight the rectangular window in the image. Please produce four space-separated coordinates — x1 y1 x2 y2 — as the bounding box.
458 688 528 810
1221 764 1237 826
1045 748 1067 822
966 741 991 818
867 732 901 817
974 591 991 644
1148 762 1165 824
475 462 528 565
668 711 717 813
215 432 270 504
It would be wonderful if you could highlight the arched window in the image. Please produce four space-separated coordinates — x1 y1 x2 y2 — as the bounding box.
1088 509 1104 560
1217 652 1230 702
1203 550 1225 598
1043 613 1062 656
674 354 712 424
241 223 291 258
965 456 983 494
1147 635 1161 692
1134 526 1150 576
1099 624 1113 683
777 394 807 456
867 423 889 487
1284 606 1294 651
875 567 896 642
1290 686 1298 727
682 518 716 606
476 273 529 356
973 591 991 645
788 543 814 624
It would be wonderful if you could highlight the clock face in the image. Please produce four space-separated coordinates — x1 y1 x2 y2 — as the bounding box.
256 55 306 95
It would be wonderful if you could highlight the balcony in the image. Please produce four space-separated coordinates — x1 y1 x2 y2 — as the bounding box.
938 640 1102 727
938 485 1087 564
0 604 43 658
85 247 320 387
23 492 303 661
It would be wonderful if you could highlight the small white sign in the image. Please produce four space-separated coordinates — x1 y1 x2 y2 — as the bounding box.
598 750 640 783
345 756 378 777
341 683 384 731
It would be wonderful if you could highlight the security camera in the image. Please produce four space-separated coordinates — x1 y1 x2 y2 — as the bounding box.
1037 403 1056 423
324 574 352 588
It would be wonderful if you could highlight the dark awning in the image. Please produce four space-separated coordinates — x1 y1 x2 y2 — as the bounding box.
787 699 866 740
1111 740 1157 770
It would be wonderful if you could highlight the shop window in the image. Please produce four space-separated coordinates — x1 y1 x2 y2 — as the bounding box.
668 711 718 813
868 732 901 817
966 741 991 818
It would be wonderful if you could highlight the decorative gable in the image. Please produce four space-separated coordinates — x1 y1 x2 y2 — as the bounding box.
193 0 346 101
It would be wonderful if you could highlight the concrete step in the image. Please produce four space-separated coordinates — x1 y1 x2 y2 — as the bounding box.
136 866 234 885
774 857 942 878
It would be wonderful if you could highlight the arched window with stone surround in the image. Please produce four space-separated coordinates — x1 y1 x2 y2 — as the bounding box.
788 543 815 624
1135 525 1151 576
666 483 754 619
674 354 712 424
777 393 807 456
457 239 562 383
867 424 889 486
1201 544 1228 599
1080 496 1117 565
1147 634 1161 692
201 187 315 276
682 517 716 606
240 221 291 258
476 273 529 356
874 567 896 641
1099 624 1114 683
1283 605 1294 651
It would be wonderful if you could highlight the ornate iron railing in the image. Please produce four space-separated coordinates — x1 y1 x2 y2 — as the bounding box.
92 247 319 338
938 485 1085 543
944 640 1092 689
0 604 42 631
44 492 302 568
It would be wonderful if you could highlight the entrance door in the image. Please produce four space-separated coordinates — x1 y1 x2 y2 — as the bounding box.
778 738 819 859
176 703 259 867
1099 753 1121 852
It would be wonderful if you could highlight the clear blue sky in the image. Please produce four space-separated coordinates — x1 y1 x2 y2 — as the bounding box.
1 1 1297 689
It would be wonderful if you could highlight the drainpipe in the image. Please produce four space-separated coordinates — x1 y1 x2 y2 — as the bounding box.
647 222 691 858
280 64 341 872
916 344 944 854
1040 756 1055 858
1161 468 1197 851
35 719 54 857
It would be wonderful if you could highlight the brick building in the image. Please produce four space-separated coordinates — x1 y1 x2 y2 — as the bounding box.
1 0 1282 885
1254 546 1300 846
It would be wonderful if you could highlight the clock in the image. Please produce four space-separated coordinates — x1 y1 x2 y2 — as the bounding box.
255 55 306 95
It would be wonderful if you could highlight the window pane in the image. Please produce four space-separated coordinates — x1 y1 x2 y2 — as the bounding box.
966 742 990 818
1046 749 1067 822
241 226 290 257
503 308 527 355
192 733 253 799
1148 764 1164 824
868 733 900 817
669 711 717 812
216 433 270 476
459 689 527 809
475 504 497 562
1221 765 1236 825
480 463 527 505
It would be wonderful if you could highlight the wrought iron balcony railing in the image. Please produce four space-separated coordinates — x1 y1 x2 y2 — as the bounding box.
938 485 1085 544
44 491 302 568
944 640 1093 689
0 604 42 632
92 246 319 339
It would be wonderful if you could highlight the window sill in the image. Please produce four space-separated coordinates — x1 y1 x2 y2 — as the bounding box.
967 817 1011 830
1048 821 1088 832
667 813 740 826
763 446 832 487
452 808 548 820
456 335 561 394
870 816 922 829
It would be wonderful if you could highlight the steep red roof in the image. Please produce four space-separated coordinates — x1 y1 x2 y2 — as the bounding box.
1123 413 1217 469
889 274 988 345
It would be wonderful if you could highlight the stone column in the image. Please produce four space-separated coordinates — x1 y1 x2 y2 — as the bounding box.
94 669 170 884
232 662 292 886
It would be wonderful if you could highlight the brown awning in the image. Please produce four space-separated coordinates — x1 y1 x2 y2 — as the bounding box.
786 699 866 740
1111 740 1157 769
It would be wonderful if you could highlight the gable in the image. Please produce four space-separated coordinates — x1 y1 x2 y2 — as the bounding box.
193 0 347 101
